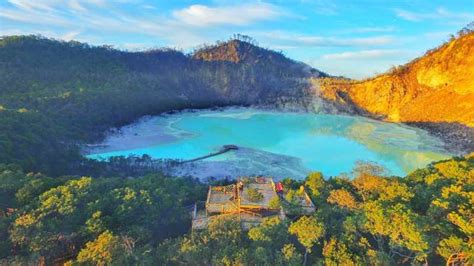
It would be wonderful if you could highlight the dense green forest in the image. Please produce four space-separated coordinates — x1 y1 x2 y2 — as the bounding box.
0 155 471 265
0 35 324 175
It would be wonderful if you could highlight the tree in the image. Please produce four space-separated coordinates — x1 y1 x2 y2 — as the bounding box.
352 173 386 202
248 217 288 249
76 231 126 265
281 244 303 265
289 216 325 265
352 161 386 177
363 202 429 262
327 189 358 210
437 236 472 264
378 180 413 202
8 173 206 263
322 237 357 265
2 155 473 264
305 172 325 197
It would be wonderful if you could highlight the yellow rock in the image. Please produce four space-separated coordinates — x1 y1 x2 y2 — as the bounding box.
317 32 474 127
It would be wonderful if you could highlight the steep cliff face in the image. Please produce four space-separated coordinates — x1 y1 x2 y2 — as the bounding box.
318 32 474 127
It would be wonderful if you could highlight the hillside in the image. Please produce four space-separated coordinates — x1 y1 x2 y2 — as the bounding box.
0 35 323 174
317 31 474 127
193 37 327 77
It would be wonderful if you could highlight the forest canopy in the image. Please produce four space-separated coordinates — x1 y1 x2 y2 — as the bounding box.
0 155 472 265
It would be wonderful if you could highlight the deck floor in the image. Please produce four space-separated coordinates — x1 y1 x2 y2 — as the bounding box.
207 185 238 213
240 182 278 208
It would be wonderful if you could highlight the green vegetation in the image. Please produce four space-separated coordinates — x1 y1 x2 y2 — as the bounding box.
0 35 318 175
0 155 471 265
245 187 264 202
0 164 206 264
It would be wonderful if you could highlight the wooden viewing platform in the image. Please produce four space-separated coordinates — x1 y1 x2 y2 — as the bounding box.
192 177 315 230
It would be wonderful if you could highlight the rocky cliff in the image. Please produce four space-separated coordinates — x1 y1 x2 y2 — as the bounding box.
315 30 474 153
317 31 474 127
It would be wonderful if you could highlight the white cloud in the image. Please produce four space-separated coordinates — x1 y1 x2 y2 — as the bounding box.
61 30 81 40
348 26 396 33
7 0 108 13
322 49 404 60
69 0 87 12
395 7 473 22
313 0 338 16
255 31 394 47
395 9 421 21
0 7 72 26
8 0 56 11
309 49 422 79
172 3 282 27
298 36 393 46
0 1 288 48
0 28 97 44
140 4 157 10
423 31 452 40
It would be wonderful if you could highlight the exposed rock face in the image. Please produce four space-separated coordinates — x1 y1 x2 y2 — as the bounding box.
317 32 474 127
194 39 250 63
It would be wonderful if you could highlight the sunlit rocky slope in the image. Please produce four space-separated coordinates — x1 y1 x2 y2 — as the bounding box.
317 31 474 127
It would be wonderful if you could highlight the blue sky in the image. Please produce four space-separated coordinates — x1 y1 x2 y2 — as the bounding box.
1 0 473 78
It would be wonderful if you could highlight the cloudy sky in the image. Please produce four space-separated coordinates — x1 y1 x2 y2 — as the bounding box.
1 0 473 78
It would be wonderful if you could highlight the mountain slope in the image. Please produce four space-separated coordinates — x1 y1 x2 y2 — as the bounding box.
318 31 474 127
193 38 327 77
0 35 323 174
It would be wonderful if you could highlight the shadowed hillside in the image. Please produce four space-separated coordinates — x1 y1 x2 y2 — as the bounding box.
193 35 327 77
0 35 323 174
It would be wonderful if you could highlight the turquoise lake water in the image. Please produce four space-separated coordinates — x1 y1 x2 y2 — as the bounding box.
87 108 452 178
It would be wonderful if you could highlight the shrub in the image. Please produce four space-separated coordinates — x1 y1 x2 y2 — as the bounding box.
268 196 281 209
246 188 264 202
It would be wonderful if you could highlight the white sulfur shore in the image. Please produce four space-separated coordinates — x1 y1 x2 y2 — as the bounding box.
165 147 310 181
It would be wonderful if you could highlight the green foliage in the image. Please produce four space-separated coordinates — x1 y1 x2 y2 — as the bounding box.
248 217 288 245
327 189 358 209
363 202 428 253
268 196 281 209
0 156 472 265
289 216 325 253
245 188 264 202
0 217 12 259
3 170 205 263
76 231 125 265
322 237 359 265
281 244 303 265
305 172 325 197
